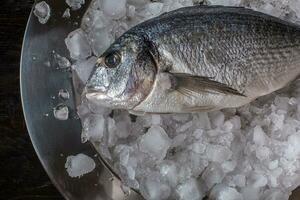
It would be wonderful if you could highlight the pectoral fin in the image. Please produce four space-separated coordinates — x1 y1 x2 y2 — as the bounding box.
171 73 246 97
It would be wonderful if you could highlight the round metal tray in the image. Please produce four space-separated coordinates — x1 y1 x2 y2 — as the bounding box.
20 1 300 199
20 0 142 199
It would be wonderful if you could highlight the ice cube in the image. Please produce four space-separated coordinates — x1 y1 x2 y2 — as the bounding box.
269 112 285 131
140 176 171 200
118 156 139 189
202 164 225 189
34 1 51 24
205 144 232 163
53 52 71 69
255 146 271 161
268 167 283 188
114 112 132 139
139 126 171 160
261 189 289 200
189 142 206 154
268 160 279 170
197 112 211 130
81 114 105 143
127 5 136 18
62 8 71 18
248 172 268 188
232 175 246 188
121 184 131 195
172 114 191 122
210 184 243 200
222 120 234 132
53 104 69 121
65 28 92 60
274 96 290 110
290 0 300 19
107 117 118 147
127 0 148 7
65 154 96 178
177 164 193 183
151 114 161 125
284 131 300 160
230 116 241 130
172 134 187 147
253 125 267 146
66 0 85 10
81 10 110 32
72 56 97 84
114 145 132 166
178 121 193 132
112 22 129 38
241 187 260 200
162 0 185 12
192 129 204 139
289 97 298 106
145 2 164 17
221 160 237 173
77 102 91 119
88 27 114 56
209 111 225 128
102 0 127 20
208 0 241 6
159 160 179 186
175 178 204 200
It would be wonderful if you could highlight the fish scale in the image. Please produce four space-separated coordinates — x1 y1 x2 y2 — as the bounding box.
86 6 300 113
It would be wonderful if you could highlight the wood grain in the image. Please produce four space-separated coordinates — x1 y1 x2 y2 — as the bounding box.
0 1 63 199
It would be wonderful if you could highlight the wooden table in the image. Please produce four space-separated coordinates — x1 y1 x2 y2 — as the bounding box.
0 1 63 199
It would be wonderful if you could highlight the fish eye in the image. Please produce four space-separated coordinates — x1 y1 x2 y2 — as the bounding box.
104 52 121 68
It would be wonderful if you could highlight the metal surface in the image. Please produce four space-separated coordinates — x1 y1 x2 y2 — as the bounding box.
20 0 142 199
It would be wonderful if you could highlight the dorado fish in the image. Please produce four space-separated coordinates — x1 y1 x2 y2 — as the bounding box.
85 6 300 114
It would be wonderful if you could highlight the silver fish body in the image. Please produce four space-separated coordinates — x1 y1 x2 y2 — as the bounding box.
85 6 300 114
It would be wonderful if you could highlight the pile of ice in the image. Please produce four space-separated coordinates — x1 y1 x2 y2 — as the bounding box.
62 0 300 199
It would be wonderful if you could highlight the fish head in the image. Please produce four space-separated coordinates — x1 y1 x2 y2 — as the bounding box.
85 33 157 110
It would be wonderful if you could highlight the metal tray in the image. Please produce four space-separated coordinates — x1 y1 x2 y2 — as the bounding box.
20 0 300 199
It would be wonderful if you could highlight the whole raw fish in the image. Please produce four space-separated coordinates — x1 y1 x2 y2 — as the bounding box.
85 6 300 114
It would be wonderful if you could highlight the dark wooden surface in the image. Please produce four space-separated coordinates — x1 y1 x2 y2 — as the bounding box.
0 1 63 199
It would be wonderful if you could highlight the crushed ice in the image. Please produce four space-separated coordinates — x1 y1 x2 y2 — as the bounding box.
66 0 85 10
33 1 51 24
61 0 300 199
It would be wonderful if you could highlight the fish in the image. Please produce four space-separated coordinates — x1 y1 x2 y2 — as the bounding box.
84 5 300 114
